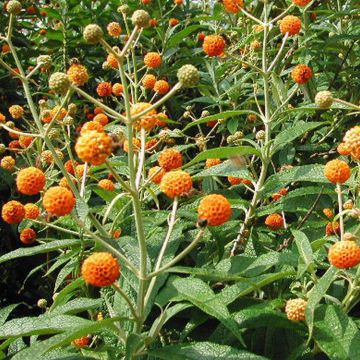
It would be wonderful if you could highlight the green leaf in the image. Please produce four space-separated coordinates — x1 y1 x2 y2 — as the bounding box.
166 25 206 48
0 239 82 265
305 266 338 341
157 276 245 345
0 304 18 326
272 122 324 153
183 146 261 168
0 315 91 339
50 278 85 311
183 110 259 131
193 161 251 180
314 305 360 360
292 230 315 275
149 342 268 360
76 199 89 221
50 298 102 315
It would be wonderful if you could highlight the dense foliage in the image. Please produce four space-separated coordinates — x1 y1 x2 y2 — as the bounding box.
0 0 360 359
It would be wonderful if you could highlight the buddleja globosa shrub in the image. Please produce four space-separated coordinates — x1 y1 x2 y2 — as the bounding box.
0 0 360 359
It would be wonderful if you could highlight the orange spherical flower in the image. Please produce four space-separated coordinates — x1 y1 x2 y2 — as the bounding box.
293 0 311 6
81 121 104 134
142 74 156 89
343 126 360 160
144 52 162 68
324 159 351 184
205 158 221 168
325 221 340 236
2 200 25 224
247 114 257 122
203 35 226 57
174 0 183 5
93 113 109 126
43 186 75 216
149 18 158 27
228 176 242 186
50 105 67 121
8 140 21 152
123 138 141 153
20 228 37 245
285 299 307 321
98 179 115 191
16 167 46 195
198 194 232 226
148 166 166 184
223 0 244 14
0 112 6 123
265 213 284 230
67 64 89 86
156 113 168 127
112 83 124 96
2 44 10 54
96 82 112 97
280 15 302 36
1 156 15 170
337 142 351 156
142 0 151 4
75 131 112 165
107 53 119 69
94 107 104 115
81 252 120 287
8 128 20 140
291 64 313 84
169 18 179 27
271 188 288 201
64 159 78 175
72 336 90 348
198 33 206 42
59 176 77 189
328 241 360 269
154 80 170 95
107 22 122 37
158 148 183 171
160 170 193 198
323 208 334 219
131 102 158 131
76 164 88 177
9 105 24 119
146 138 158 150
18 135 33 149
113 229 121 239
24 203 40 219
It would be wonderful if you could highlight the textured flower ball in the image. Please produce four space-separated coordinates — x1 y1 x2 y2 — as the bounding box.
96 82 112 97
198 194 232 226
203 35 226 57
337 142 351 156
315 91 333 109
228 176 242 185
75 131 112 165
81 252 120 287
72 336 90 348
154 80 170 95
291 64 313 84
107 22 122 37
107 53 118 69
285 298 307 321
1 156 16 171
20 228 37 245
64 159 78 175
148 166 166 184
177 64 200 88
67 64 89 86
19 135 33 149
131 10 150 28
142 74 157 89
160 170 193 198
265 213 284 230
223 0 244 13
16 167 46 195
328 241 360 269
6 0 22 14
98 179 115 191
8 140 20 150
144 52 162 68
205 158 221 168
49 72 71 95
158 148 183 171
271 188 288 201
24 203 40 219
280 16 302 36
293 0 311 6
59 176 77 190
112 83 124 96
324 159 351 184
325 221 340 236
94 113 109 126
198 33 206 42
156 113 168 127
123 138 141 153
174 0 183 5
1 200 25 224
43 186 75 216
323 208 334 219
81 121 104 134
130 102 158 131
9 105 24 119
149 18 158 27
83 24 103 43
169 18 179 27
344 126 360 160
